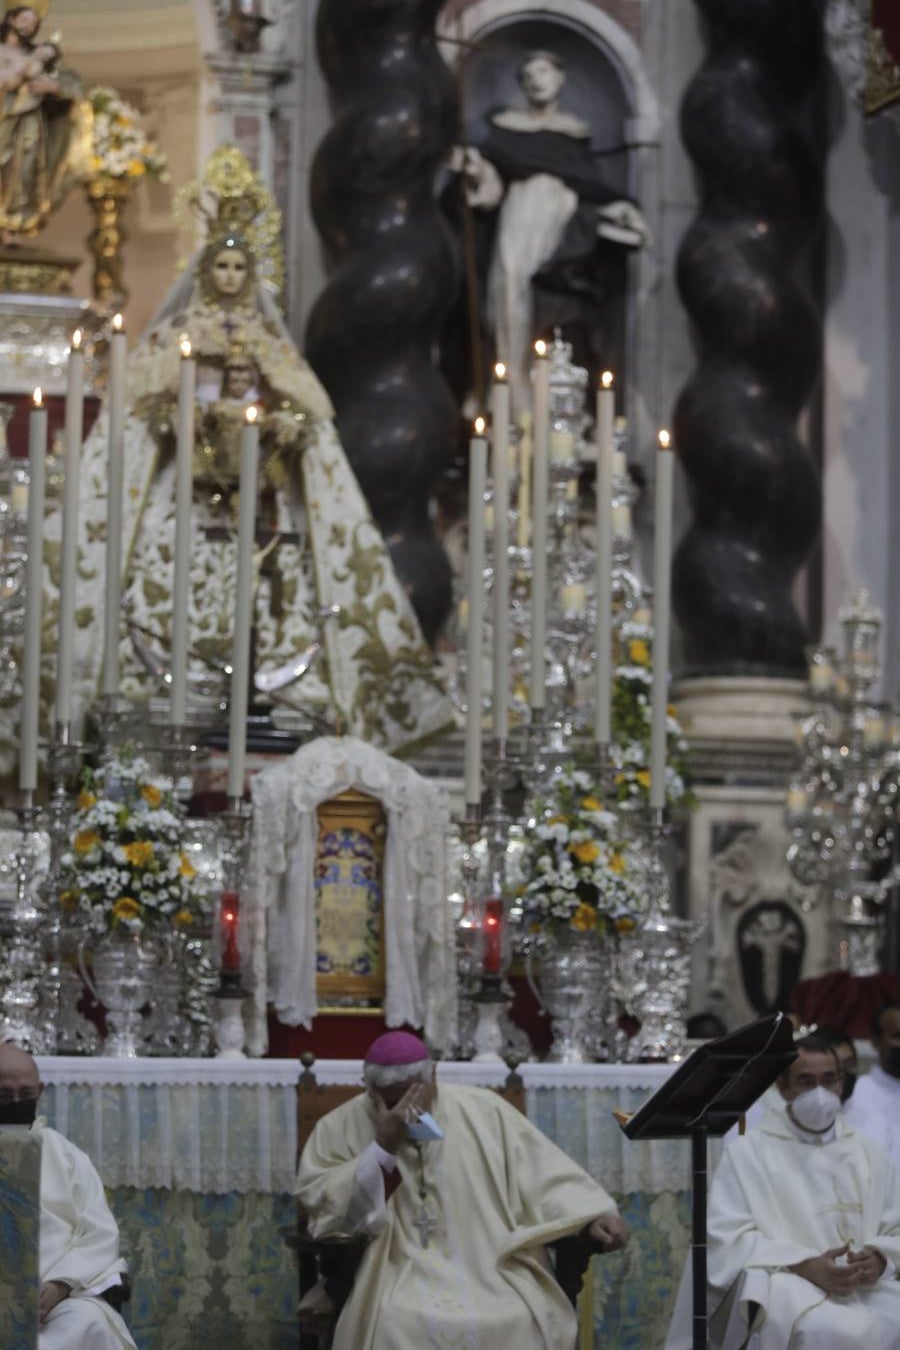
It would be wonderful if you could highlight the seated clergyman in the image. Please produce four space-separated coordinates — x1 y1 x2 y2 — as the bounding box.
297 1031 629 1350
668 1033 900 1349
0 1044 136 1350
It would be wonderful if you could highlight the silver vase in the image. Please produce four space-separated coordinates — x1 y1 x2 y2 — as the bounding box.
528 928 610 1063
80 928 156 1057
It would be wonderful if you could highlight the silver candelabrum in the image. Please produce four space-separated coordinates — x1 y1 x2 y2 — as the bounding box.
786 590 899 975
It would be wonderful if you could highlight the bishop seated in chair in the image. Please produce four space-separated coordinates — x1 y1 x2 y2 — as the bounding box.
296 1031 629 1350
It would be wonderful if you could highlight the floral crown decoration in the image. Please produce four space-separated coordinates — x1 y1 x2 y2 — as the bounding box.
174 144 284 302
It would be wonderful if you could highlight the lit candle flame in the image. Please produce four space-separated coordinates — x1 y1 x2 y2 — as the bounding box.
33 387 42 408
180 336 192 359
534 339 547 358
112 313 124 332
245 405 259 424
72 328 82 351
473 416 486 436
494 362 507 381
601 370 614 389
658 428 671 450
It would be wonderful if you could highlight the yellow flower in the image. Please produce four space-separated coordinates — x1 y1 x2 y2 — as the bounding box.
667 703 677 718
570 903 598 932
77 788 97 811
174 908 194 928
112 897 141 924
128 159 144 177
60 889 78 914
73 828 100 855
570 840 600 864
581 796 602 812
636 770 651 790
123 840 154 867
628 638 650 666
179 854 196 879
140 784 162 808
615 915 637 935
548 813 568 826
609 852 625 874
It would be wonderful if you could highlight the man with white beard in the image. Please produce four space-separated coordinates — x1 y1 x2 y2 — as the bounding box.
0 1043 136 1349
667 1034 900 1349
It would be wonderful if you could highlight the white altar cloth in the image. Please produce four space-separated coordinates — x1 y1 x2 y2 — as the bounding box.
34 1058 682 1197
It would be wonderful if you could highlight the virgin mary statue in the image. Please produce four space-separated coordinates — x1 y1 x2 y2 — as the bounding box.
13 147 451 767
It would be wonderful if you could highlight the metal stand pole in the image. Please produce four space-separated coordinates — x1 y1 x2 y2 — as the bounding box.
691 1124 708 1350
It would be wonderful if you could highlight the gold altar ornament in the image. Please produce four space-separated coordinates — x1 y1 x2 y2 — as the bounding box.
314 789 387 1012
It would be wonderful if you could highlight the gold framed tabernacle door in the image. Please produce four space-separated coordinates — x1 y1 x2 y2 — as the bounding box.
314 789 387 1010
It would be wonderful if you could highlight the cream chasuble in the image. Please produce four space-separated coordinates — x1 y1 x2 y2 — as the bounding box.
34 1123 136 1350
297 1083 617 1350
667 1107 900 1350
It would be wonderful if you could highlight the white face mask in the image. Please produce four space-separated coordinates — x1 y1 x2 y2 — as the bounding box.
789 1085 841 1134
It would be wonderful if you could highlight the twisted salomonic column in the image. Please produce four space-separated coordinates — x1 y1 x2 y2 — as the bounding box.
306 0 459 642
673 0 825 675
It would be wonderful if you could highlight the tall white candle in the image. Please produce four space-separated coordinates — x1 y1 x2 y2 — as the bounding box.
464 419 487 808
649 429 675 811
490 366 510 742
171 337 196 725
20 390 47 795
102 313 127 697
528 342 550 712
594 371 614 745
226 406 260 800
55 330 84 728
516 417 531 548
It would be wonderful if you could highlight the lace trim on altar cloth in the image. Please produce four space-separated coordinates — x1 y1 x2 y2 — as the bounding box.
32 1058 695 1197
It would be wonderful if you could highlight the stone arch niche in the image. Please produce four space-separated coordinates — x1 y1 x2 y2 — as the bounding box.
438 0 660 420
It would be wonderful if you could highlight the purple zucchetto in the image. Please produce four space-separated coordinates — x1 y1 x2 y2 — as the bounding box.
364 1031 430 1066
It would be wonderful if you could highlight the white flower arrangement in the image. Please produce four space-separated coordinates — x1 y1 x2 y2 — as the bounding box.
520 766 647 937
59 751 197 937
87 86 168 182
610 619 691 809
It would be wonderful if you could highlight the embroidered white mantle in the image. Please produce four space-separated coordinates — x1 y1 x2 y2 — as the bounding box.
246 737 457 1055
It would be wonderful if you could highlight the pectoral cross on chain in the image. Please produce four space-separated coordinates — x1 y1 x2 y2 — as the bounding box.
413 1205 437 1249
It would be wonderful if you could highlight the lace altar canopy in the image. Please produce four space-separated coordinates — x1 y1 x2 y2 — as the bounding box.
246 737 457 1055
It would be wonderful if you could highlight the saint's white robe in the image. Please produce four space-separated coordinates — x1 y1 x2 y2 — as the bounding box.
667 1106 900 1349
297 1083 618 1350
33 1124 136 1350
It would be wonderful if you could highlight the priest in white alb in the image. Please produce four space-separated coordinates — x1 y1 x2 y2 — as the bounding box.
0 1044 136 1349
296 1031 629 1350
667 1034 900 1349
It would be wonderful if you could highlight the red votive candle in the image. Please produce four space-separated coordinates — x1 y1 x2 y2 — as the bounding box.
220 891 241 971
483 898 503 974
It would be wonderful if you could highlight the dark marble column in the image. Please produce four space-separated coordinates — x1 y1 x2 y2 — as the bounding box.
305 0 459 643
673 0 825 676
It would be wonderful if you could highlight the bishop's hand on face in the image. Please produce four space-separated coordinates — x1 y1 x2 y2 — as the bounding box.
373 1082 432 1155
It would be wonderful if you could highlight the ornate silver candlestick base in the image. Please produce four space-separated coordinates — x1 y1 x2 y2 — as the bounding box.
214 971 248 1058
0 804 49 1052
41 725 94 1053
626 809 699 1063
472 985 507 1064
91 692 134 762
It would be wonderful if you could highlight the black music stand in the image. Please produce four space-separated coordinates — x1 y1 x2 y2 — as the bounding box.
618 1013 797 1350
